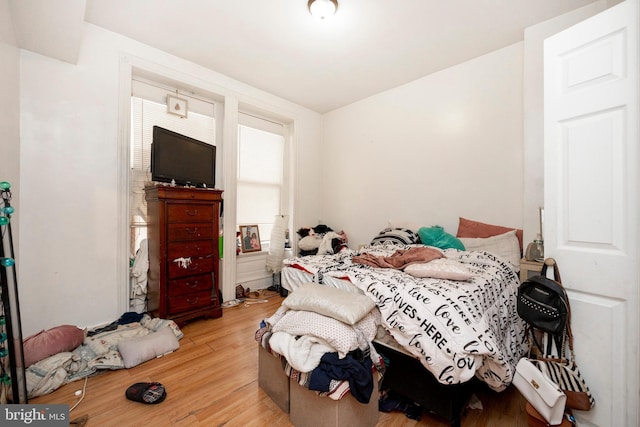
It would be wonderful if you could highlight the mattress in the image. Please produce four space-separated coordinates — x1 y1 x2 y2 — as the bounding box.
281 249 359 294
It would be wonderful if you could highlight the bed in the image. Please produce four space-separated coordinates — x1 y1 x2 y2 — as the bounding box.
279 225 528 426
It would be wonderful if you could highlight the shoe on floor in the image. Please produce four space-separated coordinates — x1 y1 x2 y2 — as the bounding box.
125 382 166 404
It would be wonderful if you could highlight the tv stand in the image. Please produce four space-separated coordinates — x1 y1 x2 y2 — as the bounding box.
145 185 223 325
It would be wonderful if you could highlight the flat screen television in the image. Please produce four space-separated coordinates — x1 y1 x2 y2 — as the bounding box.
151 126 216 188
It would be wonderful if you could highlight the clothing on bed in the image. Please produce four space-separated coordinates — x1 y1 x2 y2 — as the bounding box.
352 246 443 269
284 248 357 285
280 242 529 392
347 249 528 391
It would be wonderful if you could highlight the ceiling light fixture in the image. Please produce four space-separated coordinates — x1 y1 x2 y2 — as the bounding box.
308 0 338 20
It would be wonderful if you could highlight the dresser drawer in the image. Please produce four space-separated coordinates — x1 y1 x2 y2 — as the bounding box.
168 290 215 314
168 255 214 278
168 223 214 241
167 203 213 223
168 240 214 260
168 274 213 297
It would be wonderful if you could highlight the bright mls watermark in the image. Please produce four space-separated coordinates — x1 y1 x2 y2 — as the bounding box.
1 405 68 426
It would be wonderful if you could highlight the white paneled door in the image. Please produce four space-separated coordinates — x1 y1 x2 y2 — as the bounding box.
544 1 639 426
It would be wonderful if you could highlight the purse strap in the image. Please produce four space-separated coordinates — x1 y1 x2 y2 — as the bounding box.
534 258 576 361
541 257 562 284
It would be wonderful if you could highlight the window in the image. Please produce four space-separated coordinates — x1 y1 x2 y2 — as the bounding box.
129 79 215 256
237 113 286 251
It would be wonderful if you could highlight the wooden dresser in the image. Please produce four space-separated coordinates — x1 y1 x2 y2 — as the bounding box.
145 185 223 325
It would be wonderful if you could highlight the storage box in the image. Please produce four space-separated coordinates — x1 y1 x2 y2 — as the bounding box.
258 344 290 413
289 373 379 427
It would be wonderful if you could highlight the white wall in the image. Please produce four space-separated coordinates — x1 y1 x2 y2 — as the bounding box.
0 0 20 224
18 24 323 336
522 0 616 246
322 43 524 247
14 3 619 337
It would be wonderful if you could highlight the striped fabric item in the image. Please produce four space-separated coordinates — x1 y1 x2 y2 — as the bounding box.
284 364 350 400
536 357 595 408
370 227 420 246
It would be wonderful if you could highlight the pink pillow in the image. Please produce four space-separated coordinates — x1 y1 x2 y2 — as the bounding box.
23 325 85 367
456 217 523 255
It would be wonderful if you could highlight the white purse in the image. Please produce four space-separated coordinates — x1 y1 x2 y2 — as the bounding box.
513 358 567 425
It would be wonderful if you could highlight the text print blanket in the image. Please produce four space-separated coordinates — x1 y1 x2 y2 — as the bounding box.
345 247 528 391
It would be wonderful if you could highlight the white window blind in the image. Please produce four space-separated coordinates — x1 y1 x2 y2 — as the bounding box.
129 79 215 255
237 113 285 250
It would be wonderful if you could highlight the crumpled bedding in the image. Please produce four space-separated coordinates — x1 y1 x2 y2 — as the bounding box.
282 243 529 392
352 246 443 269
346 249 528 391
26 315 182 398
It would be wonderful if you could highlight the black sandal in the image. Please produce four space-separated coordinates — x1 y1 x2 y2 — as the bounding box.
125 382 166 404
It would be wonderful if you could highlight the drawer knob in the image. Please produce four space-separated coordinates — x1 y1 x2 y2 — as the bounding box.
185 209 199 216
187 296 199 305
187 281 199 288
186 227 199 235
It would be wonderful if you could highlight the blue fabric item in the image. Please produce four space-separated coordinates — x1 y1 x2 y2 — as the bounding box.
418 226 465 251
118 311 146 325
87 312 146 337
308 352 374 404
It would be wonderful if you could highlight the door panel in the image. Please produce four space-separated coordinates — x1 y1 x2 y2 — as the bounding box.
544 1 638 426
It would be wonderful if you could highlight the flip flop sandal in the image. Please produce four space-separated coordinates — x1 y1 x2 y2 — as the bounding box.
125 382 167 404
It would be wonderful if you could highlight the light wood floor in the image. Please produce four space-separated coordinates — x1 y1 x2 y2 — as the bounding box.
31 292 528 426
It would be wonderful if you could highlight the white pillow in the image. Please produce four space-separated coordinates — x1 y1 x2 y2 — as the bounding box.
458 230 521 267
282 283 375 325
117 326 179 368
404 258 473 281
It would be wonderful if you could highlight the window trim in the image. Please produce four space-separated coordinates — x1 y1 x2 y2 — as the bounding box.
236 112 289 252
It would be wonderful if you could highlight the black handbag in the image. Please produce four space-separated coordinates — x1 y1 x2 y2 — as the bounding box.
517 259 569 335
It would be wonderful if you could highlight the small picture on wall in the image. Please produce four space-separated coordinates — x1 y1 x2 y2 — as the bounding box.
240 225 261 253
167 94 188 118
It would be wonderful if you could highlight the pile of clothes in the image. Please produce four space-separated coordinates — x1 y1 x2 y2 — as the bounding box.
297 224 348 256
255 285 382 403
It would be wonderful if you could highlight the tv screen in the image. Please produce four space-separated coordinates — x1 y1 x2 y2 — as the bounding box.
151 126 216 188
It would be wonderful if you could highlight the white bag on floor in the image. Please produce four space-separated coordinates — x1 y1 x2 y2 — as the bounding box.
513 358 566 425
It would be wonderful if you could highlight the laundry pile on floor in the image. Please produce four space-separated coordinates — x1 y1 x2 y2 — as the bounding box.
25 312 182 398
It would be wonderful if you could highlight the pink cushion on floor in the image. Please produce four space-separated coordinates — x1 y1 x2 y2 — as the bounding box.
23 325 85 367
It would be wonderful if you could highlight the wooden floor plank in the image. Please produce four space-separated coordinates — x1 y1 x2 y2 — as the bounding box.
31 292 527 426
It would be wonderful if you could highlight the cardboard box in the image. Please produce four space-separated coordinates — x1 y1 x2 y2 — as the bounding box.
289 374 379 427
258 344 290 413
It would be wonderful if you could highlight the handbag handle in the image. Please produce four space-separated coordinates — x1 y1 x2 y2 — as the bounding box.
541 258 562 284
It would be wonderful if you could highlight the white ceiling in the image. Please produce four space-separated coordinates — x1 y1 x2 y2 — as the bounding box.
11 0 603 113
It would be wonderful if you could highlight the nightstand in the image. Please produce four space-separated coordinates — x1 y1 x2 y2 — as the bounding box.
519 258 543 282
